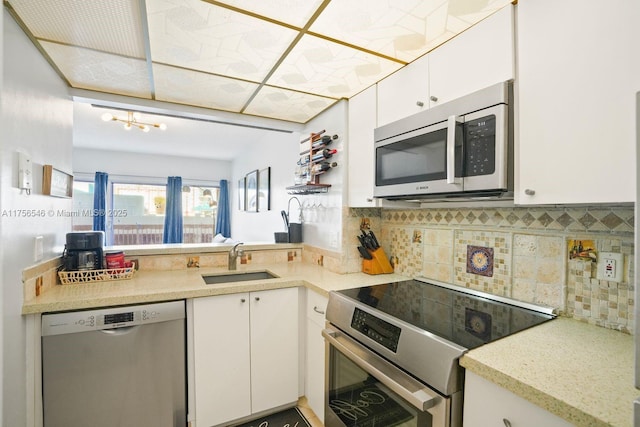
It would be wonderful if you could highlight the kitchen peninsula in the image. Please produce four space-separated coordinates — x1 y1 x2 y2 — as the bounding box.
21 242 636 427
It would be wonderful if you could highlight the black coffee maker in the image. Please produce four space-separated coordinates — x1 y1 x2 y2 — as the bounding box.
62 231 105 271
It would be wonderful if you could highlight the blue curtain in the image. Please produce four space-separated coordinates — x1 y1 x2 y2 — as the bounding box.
215 179 231 237
93 172 108 233
163 176 183 243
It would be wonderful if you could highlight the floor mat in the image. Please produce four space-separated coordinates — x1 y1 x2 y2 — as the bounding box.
234 407 312 427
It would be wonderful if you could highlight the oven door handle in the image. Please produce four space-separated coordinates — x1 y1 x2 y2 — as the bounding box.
323 327 442 412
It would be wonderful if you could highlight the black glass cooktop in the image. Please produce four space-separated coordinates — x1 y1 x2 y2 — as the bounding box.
337 279 555 350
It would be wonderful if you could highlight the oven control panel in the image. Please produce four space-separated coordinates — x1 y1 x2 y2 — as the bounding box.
351 308 401 352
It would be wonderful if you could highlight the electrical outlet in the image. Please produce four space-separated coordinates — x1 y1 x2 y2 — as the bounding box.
596 251 623 282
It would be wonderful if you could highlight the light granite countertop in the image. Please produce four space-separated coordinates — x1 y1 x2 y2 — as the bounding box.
22 261 409 314
460 317 636 427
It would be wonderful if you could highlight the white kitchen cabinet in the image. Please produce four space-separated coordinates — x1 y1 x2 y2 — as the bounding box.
347 85 378 207
192 287 299 427
428 5 514 107
304 289 329 423
515 0 636 204
377 54 430 126
464 371 573 427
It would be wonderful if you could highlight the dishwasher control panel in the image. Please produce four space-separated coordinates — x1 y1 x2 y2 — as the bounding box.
41 300 185 336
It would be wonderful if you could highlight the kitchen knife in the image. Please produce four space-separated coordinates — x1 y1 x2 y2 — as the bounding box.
369 231 380 249
358 234 374 250
357 246 373 259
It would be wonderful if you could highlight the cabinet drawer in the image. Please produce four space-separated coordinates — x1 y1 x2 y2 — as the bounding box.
306 290 328 326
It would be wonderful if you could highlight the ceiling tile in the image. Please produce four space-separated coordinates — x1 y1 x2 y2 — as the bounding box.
146 0 298 82
40 41 152 98
244 86 337 123
212 0 325 27
8 0 146 58
310 0 511 62
267 34 403 99
153 63 259 112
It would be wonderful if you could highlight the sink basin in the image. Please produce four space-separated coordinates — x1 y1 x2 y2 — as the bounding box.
202 271 278 285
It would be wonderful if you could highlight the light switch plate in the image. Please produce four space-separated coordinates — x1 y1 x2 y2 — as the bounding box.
596 251 623 282
18 152 32 191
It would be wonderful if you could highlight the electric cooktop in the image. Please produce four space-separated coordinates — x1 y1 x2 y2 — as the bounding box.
336 278 556 351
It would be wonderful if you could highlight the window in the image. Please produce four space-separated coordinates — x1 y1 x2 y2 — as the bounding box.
72 180 219 245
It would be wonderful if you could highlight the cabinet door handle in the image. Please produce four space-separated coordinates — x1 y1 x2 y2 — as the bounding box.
313 306 325 315
430 95 438 102
366 198 373 202
240 298 246 303
255 297 260 301
416 101 424 107
524 188 536 196
503 419 512 427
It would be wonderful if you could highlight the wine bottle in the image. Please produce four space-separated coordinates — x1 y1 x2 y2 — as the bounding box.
300 134 339 155
311 161 338 174
297 148 338 165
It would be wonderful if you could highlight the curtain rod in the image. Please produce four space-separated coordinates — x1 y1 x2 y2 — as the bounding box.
74 172 222 187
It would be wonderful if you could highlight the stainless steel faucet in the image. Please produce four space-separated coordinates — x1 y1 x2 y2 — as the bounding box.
228 242 244 270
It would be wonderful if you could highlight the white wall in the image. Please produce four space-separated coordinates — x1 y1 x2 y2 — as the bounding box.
73 147 232 184
2 12 74 427
295 101 348 251
230 130 299 242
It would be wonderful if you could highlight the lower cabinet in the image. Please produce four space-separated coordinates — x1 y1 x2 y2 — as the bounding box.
305 289 328 423
463 371 573 427
193 287 299 427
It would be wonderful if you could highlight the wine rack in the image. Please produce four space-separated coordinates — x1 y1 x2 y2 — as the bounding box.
286 130 338 195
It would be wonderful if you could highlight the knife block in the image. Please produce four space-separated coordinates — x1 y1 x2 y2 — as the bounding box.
362 248 394 275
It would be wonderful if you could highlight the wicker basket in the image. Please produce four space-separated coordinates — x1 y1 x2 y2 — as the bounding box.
58 262 136 285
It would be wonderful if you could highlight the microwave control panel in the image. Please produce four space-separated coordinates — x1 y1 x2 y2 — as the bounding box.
464 114 496 176
350 307 401 352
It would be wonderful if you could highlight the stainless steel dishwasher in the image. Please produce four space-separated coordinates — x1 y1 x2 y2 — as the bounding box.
41 300 187 427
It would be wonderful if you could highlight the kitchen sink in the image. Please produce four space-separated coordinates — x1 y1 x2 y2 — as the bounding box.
202 271 278 285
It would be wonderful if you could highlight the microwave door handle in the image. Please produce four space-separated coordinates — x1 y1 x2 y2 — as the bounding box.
446 115 460 184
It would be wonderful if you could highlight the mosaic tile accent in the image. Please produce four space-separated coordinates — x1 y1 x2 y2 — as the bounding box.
454 230 511 296
466 245 494 277
380 206 634 235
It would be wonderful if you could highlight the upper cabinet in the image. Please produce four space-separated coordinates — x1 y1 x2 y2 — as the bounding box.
377 55 430 127
428 6 514 107
348 85 378 207
516 0 637 204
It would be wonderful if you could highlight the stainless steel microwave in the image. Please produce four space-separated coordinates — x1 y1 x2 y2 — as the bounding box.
374 80 514 201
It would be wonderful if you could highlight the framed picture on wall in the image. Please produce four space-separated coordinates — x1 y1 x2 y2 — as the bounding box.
245 170 258 213
258 167 270 212
238 177 245 211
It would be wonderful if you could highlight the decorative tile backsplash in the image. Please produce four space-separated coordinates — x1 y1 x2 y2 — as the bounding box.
347 205 635 334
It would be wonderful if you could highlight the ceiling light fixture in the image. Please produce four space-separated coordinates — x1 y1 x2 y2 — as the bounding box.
101 111 167 132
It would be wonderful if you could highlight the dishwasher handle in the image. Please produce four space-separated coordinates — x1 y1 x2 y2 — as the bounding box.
100 325 140 336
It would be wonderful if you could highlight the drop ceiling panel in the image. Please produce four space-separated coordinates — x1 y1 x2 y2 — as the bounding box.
40 41 152 98
268 34 403 99
244 86 337 123
9 0 146 58
153 63 258 112
146 0 299 82
212 0 326 27
310 0 511 62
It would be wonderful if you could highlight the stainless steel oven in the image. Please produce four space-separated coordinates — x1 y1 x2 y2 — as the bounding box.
373 80 513 201
323 324 458 427
323 278 556 427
